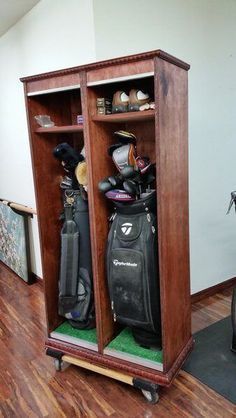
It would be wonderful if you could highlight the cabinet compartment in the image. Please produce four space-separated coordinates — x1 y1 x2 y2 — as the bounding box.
27 132 86 334
28 88 82 129
84 120 157 350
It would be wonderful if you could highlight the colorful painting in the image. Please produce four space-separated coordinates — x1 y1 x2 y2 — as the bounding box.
0 201 29 281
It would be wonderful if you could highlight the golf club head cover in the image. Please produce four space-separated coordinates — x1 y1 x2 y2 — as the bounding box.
123 179 139 195
75 161 87 188
136 156 151 174
121 165 139 179
108 143 123 157
108 173 124 187
98 178 113 193
113 130 136 145
53 142 84 172
105 189 135 202
112 143 137 172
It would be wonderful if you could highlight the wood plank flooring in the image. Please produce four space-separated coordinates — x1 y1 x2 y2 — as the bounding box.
0 262 235 417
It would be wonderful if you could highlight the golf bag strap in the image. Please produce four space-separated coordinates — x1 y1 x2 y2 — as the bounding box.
60 204 79 308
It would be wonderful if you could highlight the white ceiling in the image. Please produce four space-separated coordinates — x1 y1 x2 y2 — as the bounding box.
0 0 40 37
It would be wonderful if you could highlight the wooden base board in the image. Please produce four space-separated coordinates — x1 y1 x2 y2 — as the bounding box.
46 336 194 387
191 276 236 304
31 272 43 285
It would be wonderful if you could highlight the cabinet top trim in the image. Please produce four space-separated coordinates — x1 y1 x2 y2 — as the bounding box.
20 50 190 83
27 84 80 96
87 72 154 87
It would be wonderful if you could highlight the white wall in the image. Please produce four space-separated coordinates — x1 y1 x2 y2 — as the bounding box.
0 0 96 277
93 0 236 293
1 0 236 293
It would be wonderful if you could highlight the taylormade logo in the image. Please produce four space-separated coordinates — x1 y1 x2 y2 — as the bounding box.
121 222 132 235
113 259 138 267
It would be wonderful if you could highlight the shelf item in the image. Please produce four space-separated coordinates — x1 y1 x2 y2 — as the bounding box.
92 110 155 123
21 49 192 402
35 125 83 134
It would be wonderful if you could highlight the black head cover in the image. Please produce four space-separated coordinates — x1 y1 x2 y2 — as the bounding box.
107 143 123 157
53 142 84 171
113 130 136 145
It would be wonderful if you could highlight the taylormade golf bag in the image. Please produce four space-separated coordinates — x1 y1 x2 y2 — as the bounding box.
58 189 95 329
107 191 162 347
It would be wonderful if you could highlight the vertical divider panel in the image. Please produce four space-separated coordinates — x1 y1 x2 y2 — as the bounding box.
80 71 116 353
154 57 191 372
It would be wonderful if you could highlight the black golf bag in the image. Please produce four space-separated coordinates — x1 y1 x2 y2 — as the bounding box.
227 191 236 352
58 189 95 329
231 287 236 352
106 191 162 348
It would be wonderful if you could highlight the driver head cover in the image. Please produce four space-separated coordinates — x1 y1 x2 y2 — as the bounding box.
112 143 137 172
75 161 87 187
113 130 136 144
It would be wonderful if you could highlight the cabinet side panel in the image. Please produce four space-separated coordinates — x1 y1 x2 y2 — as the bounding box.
24 90 63 334
155 58 191 371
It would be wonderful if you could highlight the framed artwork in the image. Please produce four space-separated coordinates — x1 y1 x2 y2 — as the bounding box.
0 201 32 283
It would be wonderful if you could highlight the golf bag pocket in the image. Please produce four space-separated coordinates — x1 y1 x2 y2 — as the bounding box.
110 248 151 328
107 191 161 345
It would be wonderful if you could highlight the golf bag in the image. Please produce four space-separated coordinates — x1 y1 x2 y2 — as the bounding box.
231 287 236 352
227 191 236 352
106 191 162 348
58 189 95 329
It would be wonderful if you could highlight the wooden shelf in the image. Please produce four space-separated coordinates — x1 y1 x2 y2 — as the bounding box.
35 125 83 134
92 110 155 123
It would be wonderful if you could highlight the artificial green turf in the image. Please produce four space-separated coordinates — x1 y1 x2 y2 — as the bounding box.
53 321 97 343
107 328 163 363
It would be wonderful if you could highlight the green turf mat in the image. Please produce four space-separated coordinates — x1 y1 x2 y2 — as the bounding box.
53 321 97 343
107 328 162 363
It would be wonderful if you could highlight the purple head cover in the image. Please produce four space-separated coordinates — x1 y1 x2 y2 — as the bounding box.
105 189 135 202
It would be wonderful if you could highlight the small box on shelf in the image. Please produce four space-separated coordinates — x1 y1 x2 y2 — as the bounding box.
76 115 84 125
96 97 112 115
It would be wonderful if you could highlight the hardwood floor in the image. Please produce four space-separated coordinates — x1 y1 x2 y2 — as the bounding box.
0 263 235 417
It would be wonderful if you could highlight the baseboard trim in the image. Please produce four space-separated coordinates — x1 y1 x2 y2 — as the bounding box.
0 261 41 285
31 272 43 285
191 277 236 304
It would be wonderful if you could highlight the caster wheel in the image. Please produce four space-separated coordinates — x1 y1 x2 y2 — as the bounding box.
141 389 159 404
54 358 63 371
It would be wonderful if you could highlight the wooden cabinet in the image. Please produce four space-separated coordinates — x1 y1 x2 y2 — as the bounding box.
21 50 193 400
